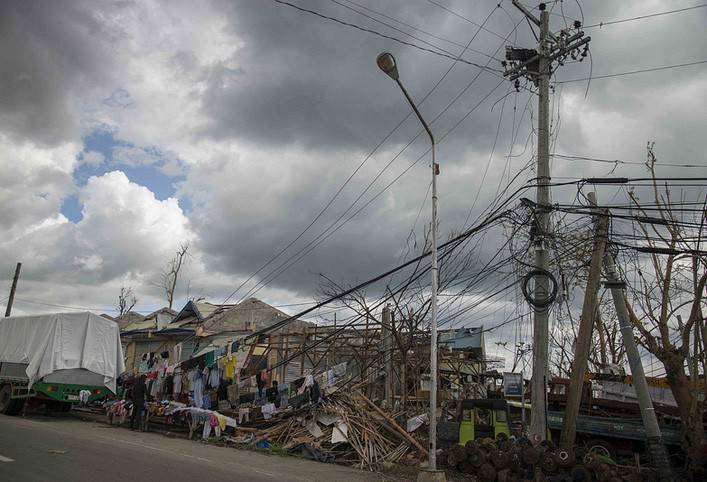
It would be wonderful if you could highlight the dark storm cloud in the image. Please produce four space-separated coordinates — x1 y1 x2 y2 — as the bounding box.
183 0 707 301
201 0 520 153
184 0 553 296
0 1 124 146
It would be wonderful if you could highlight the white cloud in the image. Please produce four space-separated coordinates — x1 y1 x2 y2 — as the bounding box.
0 170 196 313
0 135 79 236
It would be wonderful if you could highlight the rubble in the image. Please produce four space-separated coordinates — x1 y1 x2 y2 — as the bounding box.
245 391 421 471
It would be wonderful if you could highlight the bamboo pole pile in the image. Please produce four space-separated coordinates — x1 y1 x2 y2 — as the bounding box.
252 391 419 471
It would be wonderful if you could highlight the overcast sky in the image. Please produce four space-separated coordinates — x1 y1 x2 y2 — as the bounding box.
1 0 706 359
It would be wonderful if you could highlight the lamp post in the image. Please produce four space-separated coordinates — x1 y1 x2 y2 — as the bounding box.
377 52 439 471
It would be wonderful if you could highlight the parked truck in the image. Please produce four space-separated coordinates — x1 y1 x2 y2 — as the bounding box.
438 398 683 460
0 312 125 415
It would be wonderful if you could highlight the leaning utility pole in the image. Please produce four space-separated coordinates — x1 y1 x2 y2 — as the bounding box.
560 193 608 449
605 250 673 478
584 196 673 479
5 262 22 317
504 1 590 440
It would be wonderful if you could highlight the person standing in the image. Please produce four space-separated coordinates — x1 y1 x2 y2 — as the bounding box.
130 375 147 430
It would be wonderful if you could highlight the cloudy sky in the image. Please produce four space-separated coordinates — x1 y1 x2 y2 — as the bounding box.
1 0 706 346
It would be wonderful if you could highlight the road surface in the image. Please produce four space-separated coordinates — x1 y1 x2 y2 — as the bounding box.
0 413 391 482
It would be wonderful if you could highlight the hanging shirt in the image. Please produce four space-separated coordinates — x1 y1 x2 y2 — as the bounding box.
151 377 162 398
224 359 237 379
173 373 182 394
188 369 199 391
193 376 204 409
209 366 220 389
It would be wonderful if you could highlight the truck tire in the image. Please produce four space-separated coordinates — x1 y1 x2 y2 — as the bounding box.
0 385 12 414
0 384 24 416
585 439 616 460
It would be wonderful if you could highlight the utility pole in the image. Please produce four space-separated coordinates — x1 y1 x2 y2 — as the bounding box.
504 1 590 440
5 262 22 317
588 194 672 479
382 304 393 407
560 193 608 450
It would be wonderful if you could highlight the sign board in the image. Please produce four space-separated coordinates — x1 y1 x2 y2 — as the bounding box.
503 372 523 397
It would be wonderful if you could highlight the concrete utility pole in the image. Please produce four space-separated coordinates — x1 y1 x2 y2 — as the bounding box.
5 262 22 317
560 193 609 449
531 6 552 442
504 1 590 440
597 230 672 478
382 304 393 407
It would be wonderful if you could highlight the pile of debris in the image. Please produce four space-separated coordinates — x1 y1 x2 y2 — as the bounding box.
443 435 646 482
249 391 425 471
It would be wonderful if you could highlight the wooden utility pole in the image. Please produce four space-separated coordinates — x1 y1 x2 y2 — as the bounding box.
5 262 22 317
382 304 393 406
560 193 608 449
595 307 608 368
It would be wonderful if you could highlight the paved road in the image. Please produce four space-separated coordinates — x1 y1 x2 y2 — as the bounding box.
0 413 390 482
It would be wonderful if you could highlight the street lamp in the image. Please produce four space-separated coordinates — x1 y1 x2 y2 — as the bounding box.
377 52 440 472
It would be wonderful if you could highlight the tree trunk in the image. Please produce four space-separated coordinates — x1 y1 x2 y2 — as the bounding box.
664 350 705 468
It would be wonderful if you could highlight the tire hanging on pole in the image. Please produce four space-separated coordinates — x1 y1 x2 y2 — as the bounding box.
521 268 559 309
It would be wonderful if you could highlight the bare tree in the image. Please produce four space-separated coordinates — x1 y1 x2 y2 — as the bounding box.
621 144 707 469
116 286 137 316
160 243 189 310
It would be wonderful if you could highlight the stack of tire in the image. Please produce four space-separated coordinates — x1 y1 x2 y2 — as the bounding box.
442 434 643 481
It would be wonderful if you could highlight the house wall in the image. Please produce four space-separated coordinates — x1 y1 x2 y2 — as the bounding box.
122 336 195 372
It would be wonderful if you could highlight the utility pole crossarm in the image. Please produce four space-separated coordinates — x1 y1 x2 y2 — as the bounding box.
512 0 541 27
504 3 590 90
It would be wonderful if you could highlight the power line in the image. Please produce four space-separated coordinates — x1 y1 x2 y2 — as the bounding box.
222 1 510 305
424 0 516 44
583 3 707 29
552 153 707 169
235 9 523 303
238 79 508 303
330 0 501 62
11 297 325 315
12 298 128 313
244 209 513 341
270 0 504 73
223 1 512 303
554 59 707 84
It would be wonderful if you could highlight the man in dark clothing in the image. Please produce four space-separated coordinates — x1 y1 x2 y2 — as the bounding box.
130 375 147 430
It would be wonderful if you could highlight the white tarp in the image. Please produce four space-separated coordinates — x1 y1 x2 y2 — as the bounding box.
0 312 125 393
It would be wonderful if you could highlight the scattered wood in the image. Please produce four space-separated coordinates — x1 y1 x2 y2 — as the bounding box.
249 391 421 471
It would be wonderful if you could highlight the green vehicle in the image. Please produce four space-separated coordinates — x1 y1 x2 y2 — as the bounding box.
438 399 512 447
0 312 124 416
0 362 110 415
